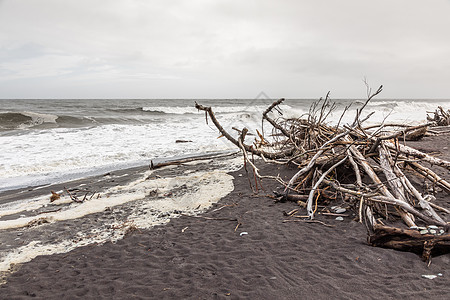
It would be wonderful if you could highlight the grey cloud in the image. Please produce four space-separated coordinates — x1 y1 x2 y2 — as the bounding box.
0 0 450 98
0 43 49 60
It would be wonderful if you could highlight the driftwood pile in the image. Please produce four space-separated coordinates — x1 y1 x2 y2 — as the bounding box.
428 106 450 126
195 86 450 263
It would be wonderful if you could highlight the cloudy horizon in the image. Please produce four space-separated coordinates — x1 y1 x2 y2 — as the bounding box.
1 0 450 99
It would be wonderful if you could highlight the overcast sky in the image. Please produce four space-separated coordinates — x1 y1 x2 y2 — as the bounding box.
1 0 450 99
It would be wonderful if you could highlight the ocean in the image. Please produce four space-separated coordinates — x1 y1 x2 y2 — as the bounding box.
0 98 448 193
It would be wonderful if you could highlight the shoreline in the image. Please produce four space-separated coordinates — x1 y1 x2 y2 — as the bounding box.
0 153 242 275
0 133 449 298
0 150 236 195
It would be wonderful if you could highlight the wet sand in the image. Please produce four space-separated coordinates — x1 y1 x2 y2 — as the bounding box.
0 133 449 299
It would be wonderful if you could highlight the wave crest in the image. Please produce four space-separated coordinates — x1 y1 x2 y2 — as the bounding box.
0 111 98 131
0 111 57 130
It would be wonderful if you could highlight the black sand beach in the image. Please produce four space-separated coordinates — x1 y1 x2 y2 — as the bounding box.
0 133 449 299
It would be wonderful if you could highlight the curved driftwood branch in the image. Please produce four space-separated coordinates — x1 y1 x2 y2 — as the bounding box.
262 98 290 138
195 102 294 159
306 156 348 218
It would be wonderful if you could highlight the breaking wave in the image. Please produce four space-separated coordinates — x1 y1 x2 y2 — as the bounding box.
142 104 292 115
0 111 58 130
0 111 158 131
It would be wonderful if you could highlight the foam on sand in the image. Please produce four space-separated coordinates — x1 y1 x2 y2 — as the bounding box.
0 156 242 273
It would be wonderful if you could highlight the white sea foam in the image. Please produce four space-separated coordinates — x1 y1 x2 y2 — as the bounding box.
0 169 234 230
0 122 237 191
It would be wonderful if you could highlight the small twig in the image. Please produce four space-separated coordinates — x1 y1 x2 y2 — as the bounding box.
234 221 242 232
64 187 82 203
